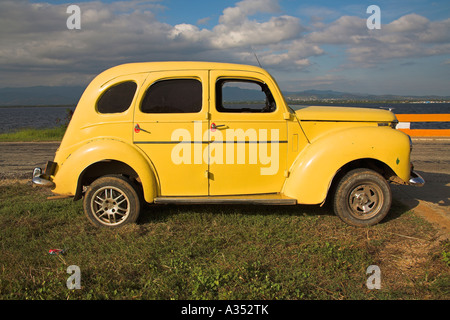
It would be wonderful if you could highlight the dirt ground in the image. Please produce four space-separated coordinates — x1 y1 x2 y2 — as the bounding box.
0 141 60 180
391 138 450 238
0 138 449 236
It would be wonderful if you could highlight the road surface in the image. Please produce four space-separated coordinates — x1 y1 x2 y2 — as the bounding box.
391 138 450 235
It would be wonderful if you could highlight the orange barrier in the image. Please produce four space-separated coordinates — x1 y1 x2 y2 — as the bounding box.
395 114 450 137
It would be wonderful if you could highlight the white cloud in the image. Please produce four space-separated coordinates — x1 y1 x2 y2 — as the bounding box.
219 0 281 25
0 0 448 95
305 13 450 67
167 0 303 51
0 0 310 86
197 17 211 26
385 13 429 33
308 16 368 44
211 15 302 49
142 0 312 70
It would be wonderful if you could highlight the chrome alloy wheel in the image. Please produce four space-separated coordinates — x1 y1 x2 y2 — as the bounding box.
91 186 130 226
348 183 383 220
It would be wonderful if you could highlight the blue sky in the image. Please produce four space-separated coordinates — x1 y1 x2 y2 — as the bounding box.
2 0 450 95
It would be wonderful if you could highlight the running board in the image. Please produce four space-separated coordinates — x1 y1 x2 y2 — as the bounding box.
154 194 297 205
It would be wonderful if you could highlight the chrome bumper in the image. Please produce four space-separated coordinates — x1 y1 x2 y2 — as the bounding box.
408 170 425 187
32 167 55 188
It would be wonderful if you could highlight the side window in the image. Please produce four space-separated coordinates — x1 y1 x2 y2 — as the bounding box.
141 79 202 113
216 79 276 113
97 81 137 114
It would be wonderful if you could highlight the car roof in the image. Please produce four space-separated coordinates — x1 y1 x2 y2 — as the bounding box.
110 61 264 73
95 61 268 85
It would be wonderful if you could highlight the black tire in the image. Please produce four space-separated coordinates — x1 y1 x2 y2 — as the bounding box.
83 175 142 228
333 169 392 227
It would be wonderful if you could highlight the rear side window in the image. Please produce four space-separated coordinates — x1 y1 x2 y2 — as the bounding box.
97 81 137 114
141 79 202 113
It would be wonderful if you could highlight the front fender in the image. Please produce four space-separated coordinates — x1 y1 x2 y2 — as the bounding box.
52 139 158 203
283 127 411 204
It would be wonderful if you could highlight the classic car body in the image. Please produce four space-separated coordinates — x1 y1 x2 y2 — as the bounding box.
32 61 424 227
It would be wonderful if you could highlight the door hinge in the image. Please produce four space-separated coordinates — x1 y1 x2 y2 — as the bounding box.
283 112 293 120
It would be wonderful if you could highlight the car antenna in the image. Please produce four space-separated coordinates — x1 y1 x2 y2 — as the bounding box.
251 46 263 68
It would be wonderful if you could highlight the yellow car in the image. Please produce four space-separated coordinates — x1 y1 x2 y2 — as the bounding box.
32 61 424 227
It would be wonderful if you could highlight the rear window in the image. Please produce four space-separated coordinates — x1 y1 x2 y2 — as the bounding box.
97 81 137 114
141 79 202 113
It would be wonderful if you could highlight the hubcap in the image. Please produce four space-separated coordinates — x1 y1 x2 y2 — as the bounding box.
348 184 383 220
91 186 130 226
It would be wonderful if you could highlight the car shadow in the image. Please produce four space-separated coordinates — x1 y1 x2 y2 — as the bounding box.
138 169 449 226
388 169 449 222
139 201 333 225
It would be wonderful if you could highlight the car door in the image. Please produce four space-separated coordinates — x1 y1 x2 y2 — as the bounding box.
133 70 209 196
208 70 288 195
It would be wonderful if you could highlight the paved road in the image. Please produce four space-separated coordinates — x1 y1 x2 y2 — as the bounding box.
0 141 60 180
0 139 449 233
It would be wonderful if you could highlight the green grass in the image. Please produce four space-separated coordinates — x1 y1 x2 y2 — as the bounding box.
0 126 66 142
0 182 449 300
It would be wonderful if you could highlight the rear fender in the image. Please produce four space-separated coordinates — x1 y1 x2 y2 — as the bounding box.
52 139 158 203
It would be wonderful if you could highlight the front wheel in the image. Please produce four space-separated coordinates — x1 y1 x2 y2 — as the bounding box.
333 169 392 227
83 175 142 228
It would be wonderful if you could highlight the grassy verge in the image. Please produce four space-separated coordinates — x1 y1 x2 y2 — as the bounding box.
0 126 65 142
0 182 448 300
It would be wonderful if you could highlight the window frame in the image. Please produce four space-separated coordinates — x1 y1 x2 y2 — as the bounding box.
140 78 203 114
215 78 277 113
96 80 137 114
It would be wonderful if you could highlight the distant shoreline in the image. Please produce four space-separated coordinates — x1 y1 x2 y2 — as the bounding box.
1 101 450 108
286 100 450 105
0 104 76 108
0 102 448 137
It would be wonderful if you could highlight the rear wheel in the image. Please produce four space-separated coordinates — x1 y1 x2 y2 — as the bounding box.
83 175 141 228
333 169 392 227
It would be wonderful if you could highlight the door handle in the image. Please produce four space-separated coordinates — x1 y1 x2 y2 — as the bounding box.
134 124 151 134
211 123 226 131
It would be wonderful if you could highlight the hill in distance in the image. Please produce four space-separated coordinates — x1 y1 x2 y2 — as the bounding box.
0 86 85 106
